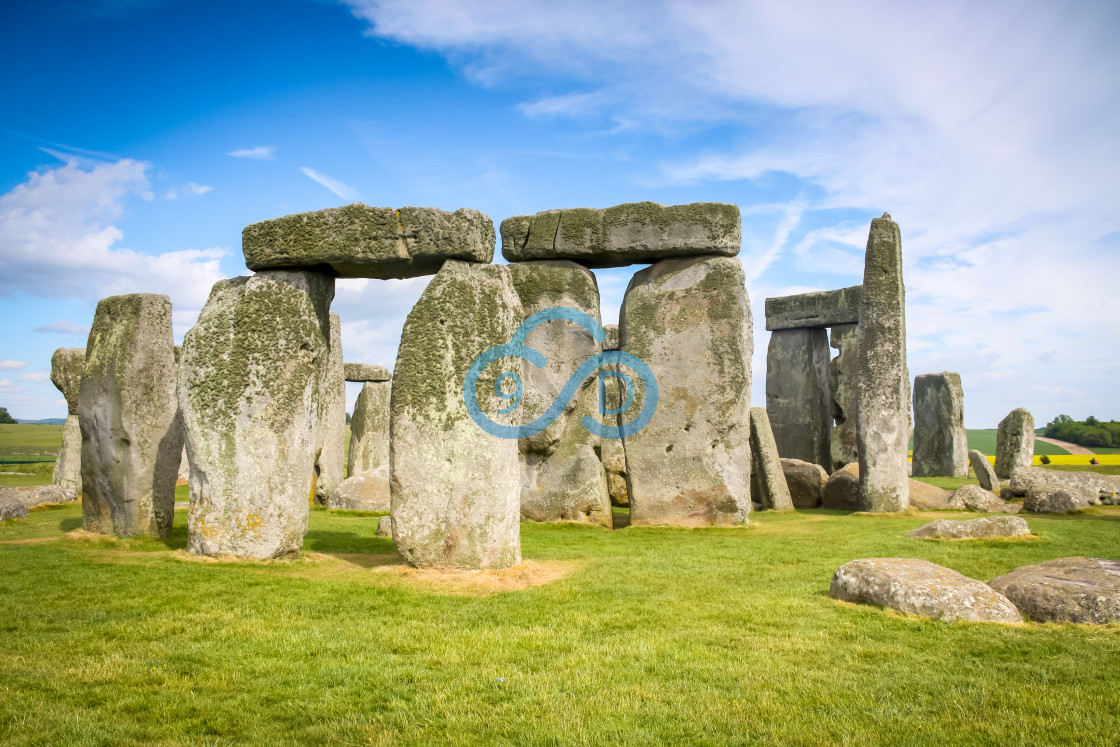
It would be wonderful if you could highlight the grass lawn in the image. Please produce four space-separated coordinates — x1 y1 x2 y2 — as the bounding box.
0 423 63 462
960 429 1069 456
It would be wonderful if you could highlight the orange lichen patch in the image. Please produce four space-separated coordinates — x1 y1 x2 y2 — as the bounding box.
373 558 584 596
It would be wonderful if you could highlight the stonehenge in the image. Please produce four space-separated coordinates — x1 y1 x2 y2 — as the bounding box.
749 408 794 511
49 347 85 494
911 372 968 477
340 364 392 511
765 328 831 469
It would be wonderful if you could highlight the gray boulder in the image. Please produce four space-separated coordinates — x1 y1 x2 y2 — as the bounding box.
344 363 391 382
315 313 346 506
1009 465 1120 505
79 293 183 538
0 494 28 521
179 271 334 558
906 479 953 510
822 469 862 511
376 515 392 538
621 256 752 526
749 408 794 511
765 327 832 470
501 202 740 268
830 558 1021 623
390 260 523 569
1024 488 1087 514
0 485 78 509
347 380 390 477
243 204 494 279
995 408 1035 480
989 557 1120 624
906 516 1030 539
509 260 611 526
948 484 1019 513
828 324 859 471
52 415 83 494
911 372 968 477
330 467 390 512
780 458 828 509
969 450 1000 491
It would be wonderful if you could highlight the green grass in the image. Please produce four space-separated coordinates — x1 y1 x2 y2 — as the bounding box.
0 423 63 462
2 501 1118 745
960 429 1068 456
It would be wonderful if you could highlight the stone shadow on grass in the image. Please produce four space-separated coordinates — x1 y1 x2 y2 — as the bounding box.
304 529 394 555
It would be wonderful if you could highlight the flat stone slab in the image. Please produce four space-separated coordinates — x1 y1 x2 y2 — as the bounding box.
243 204 495 279
0 494 28 521
764 285 862 331
831 558 1021 623
500 202 740 268
1010 466 1120 506
989 557 1120 624
906 516 1030 539
1023 488 1088 514
344 363 391 382
948 484 1020 513
0 485 77 508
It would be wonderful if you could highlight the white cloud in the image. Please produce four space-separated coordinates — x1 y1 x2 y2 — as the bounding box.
300 167 358 201
20 373 48 382
0 380 16 390
34 319 90 335
186 182 212 195
0 361 27 370
164 187 178 200
228 146 277 159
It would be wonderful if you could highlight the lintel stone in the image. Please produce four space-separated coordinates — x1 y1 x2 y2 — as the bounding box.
344 362 392 382
764 285 862 331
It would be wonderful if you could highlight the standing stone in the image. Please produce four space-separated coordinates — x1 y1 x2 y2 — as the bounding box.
911 372 968 477
621 256 752 526
79 294 183 538
766 328 831 470
749 408 794 511
338 378 392 511
509 260 611 526
179 271 334 558
856 213 909 512
828 325 859 471
995 408 1035 480
390 260 523 569
49 347 85 493
315 313 346 505
599 324 630 508
969 449 1000 491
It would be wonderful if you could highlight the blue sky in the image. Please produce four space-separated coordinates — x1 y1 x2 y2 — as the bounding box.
1 0 1118 427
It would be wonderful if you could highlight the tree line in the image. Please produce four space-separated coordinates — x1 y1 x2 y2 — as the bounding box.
1043 415 1120 448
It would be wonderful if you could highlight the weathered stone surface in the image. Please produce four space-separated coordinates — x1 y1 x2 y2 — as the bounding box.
603 324 620 351
179 271 334 558
50 349 86 494
50 347 85 415
764 286 862 331
509 260 611 526
599 324 629 508
376 515 392 537
315 313 346 505
948 484 1018 513
51 414 82 493
995 408 1035 480
0 494 28 521
344 363 391 382
912 372 968 478
906 480 953 510
828 324 859 471
989 557 1120 624
0 485 77 508
331 467 390 511
620 256 752 526
831 558 1021 623
907 516 1030 539
1023 488 1087 514
178 446 190 482
348 381 390 476
1008 465 1120 505
749 408 794 511
969 449 1000 491
501 202 740 268
822 469 862 511
781 458 828 509
766 327 831 469
79 294 183 538
856 214 910 512
243 204 494 278
390 260 523 569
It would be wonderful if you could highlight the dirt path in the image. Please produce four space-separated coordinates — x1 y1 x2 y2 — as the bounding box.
1035 436 1095 455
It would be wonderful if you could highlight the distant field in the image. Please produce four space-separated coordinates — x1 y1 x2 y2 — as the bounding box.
0 423 62 462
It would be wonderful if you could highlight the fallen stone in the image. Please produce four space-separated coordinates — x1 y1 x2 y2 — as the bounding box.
765 327 831 469
315 313 346 506
376 515 392 538
906 516 1030 539
995 408 1035 480
0 485 78 508
969 450 1000 491
179 271 334 558
391 260 523 569
1009 466 1120 505
764 285 862 331
749 408 794 511
911 372 968 478
621 256 752 526
79 293 183 538
500 202 740 268
344 363 391 382
347 381 390 477
989 557 1120 624
948 484 1019 513
822 470 862 511
0 494 28 521
830 558 1021 623
330 467 390 512
243 204 494 278
509 260 611 527
828 324 859 471
1023 488 1087 514
856 214 910 512
906 480 953 510
780 458 828 509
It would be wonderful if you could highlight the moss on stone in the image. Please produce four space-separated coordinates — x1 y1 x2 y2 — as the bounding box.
524 211 561 254
499 215 532 260
556 208 603 250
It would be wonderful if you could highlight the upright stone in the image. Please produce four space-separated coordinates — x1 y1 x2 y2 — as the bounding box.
49 347 85 493
969 449 1000 491
179 271 334 558
621 256 752 526
765 328 831 469
390 260 523 569
749 408 794 511
315 313 346 505
599 324 630 508
79 294 183 537
348 381 390 476
856 213 909 512
828 324 859 471
508 261 611 526
911 372 968 477
995 408 1035 480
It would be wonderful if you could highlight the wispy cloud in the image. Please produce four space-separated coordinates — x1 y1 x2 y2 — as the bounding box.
0 361 27 370
300 167 358 200
228 145 277 159
33 320 89 335
20 373 48 382
186 182 212 195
